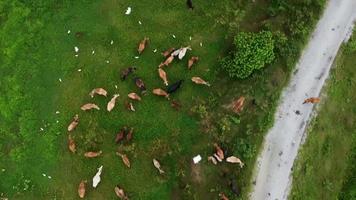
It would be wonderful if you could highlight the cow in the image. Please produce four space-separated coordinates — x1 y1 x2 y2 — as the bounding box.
78 180 87 198
126 128 134 141
187 0 194 9
191 76 210 86
115 127 127 143
138 37 149 54
84 151 102 158
89 88 108 98
152 88 170 99
303 97 320 104
107 94 120 112
114 185 129 200
134 77 147 94
81 103 100 111
121 67 137 80
128 93 141 101
158 68 169 86
67 114 79 132
188 56 199 69
167 80 183 94
161 47 175 57
68 135 76 153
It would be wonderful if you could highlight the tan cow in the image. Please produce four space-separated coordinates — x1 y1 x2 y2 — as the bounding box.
78 180 87 198
67 114 79 132
116 152 131 168
226 156 244 168
128 93 141 101
68 135 76 153
81 103 100 111
138 37 149 54
158 68 169 86
191 77 211 86
153 159 165 174
152 88 170 99
161 55 174 67
84 151 102 158
107 94 120 112
219 192 229 200
89 88 108 98
188 56 199 70
114 185 129 200
303 97 320 104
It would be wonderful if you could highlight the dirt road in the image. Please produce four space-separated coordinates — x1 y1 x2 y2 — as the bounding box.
250 1 356 199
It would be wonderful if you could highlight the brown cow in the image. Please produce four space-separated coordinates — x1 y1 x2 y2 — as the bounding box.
160 55 174 67
81 103 100 111
125 101 135 112
214 143 224 160
115 127 127 143
84 151 102 158
138 37 149 54
67 114 79 132
188 56 199 70
152 88 170 99
219 193 229 200
89 88 108 98
126 128 134 141
114 185 129 200
303 97 320 104
231 96 245 113
161 47 175 57
68 135 76 153
158 68 169 86
78 180 87 198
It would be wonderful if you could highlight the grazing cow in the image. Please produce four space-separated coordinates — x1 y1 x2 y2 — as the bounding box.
167 80 184 94
138 37 149 54
128 93 141 101
84 151 102 158
107 94 120 112
214 143 224 160
126 128 134 141
219 193 229 200
81 103 100 111
121 67 137 80
114 185 129 200
188 56 199 69
229 178 240 196
170 100 181 110
89 88 108 98
303 97 320 104
208 156 217 165
226 156 244 168
161 55 174 67
187 0 194 9
67 114 79 132
133 77 147 94
152 88 170 99
125 101 135 112
116 152 131 168
115 127 127 143
78 180 87 198
231 96 245 113
191 77 211 86
158 68 169 86
161 47 175 57
153 159 165 174
178 46 191 60
92 165 103 188
68 135 76 153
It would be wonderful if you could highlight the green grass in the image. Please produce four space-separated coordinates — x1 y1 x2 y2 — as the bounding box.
0 0 326 199
290 31 356 200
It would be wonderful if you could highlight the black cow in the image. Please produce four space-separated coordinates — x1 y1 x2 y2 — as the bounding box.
134 77 147 93
167 80 183 94
186 0 194 9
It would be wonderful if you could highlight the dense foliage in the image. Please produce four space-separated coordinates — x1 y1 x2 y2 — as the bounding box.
221 31 275 79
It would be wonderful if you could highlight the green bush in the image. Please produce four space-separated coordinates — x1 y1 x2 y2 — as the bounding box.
221 31 275 79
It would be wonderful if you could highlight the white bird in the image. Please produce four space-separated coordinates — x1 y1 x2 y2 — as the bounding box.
74 46 79 53
92 165 103 188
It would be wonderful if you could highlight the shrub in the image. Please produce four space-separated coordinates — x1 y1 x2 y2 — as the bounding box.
221 31 275 79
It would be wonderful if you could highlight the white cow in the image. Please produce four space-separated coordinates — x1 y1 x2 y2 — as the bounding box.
92 165 103 188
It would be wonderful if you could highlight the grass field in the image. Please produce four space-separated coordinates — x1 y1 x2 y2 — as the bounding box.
290 29 356 200
0 0 326 199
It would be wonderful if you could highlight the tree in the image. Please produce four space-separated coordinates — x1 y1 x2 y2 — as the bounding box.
221 31 275 79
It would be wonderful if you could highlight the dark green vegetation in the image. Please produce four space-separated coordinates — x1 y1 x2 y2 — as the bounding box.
221 31 275 79
290 29 356 200
0 0 325 199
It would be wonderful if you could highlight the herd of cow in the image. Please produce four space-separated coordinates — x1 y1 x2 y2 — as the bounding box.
65 36 224 199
